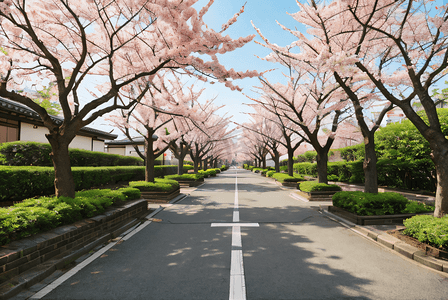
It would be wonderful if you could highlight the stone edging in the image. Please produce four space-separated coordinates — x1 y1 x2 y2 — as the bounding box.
321 208 448 274
0 199 148 300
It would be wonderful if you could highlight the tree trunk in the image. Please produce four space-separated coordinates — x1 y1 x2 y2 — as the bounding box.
47 135 76 198
316 149 328 184
273 151 280 173
363 133 378 193
262 156 266 169
431 139 448 217
194 158 200 173
287 149 294 177
178 155 184 175
204 158 209 171
145 137 155 182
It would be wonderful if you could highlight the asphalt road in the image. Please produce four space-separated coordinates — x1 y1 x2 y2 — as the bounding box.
30 168 448 299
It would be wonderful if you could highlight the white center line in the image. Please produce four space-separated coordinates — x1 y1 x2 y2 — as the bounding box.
211 168 259 300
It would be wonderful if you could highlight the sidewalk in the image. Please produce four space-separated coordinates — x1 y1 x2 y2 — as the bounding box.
288 189 447 275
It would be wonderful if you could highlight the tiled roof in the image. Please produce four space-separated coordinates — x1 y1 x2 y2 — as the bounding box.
105 135 158 145
0 97 117 140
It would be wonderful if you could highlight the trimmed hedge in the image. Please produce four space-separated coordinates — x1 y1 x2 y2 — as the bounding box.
0 141 144 166
266 170 276 177
0 165 191 202
199 169 218 177
129 179 179 192
332 191 434 216
293 159 435 192
272 173 304 183
403 215 448 248
165 174 204 181
0 187 141 246
299 181 342 192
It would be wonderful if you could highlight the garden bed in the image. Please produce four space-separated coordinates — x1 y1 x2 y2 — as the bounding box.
296 190 338 201
328 206 432 225
387 229 448 260
139 187 180 203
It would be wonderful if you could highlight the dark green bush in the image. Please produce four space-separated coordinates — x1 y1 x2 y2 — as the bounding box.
338 144 365 162
327 174 339 181
332 191 433 216
0 165 181 202
293 162 317 176
299 181 342 192
0 188 141 246
0 141 144 166
403 215 448 248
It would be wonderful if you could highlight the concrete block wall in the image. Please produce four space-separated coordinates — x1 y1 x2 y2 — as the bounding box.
0 199 147 288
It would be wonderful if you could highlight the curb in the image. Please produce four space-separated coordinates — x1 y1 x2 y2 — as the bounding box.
320 208 448 274
0 216 143 300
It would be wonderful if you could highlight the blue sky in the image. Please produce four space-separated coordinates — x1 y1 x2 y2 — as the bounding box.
96 0 448 137
189 0 305 128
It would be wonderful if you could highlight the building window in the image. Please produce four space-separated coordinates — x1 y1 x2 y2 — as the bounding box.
0 118 19 143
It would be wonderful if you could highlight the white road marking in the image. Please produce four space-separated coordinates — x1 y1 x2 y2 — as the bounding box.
211 168 259 300
30 221 152 299
211 223 259 227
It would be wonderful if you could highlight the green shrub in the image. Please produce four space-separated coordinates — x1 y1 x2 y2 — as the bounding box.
0 188 140 246
266 170 276 177
0 141 144 166
272 173 304 183
279 166 288 172
327 174 339 181
129 178 179 192
332 191 433 216
338 144 365 162
299 181 342 192
199 169 217 177
403 215 448 248
117 187 141 200
402 201 435 214
0 165 182 202
293 162 317 176
165 174 204 181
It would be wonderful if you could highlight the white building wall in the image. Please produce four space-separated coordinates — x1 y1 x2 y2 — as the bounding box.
20 123 49 143
125 144 144 157
92 140 105 152
108 147 126 156
71 135 92 150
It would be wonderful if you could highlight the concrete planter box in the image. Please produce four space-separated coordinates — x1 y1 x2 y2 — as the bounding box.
296 190 338 201
0 200 148 299
176 179 204 187
328 206 432 225
139 187 180 203
281 181 299 188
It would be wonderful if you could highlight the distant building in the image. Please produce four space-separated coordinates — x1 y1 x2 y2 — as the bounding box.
105 136 175 165
386 107 406 124
0 97 117 151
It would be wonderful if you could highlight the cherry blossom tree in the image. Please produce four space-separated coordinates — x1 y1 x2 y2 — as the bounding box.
239 126 270 168
188 102 234 174
106 72 199 182
238 108 303 175
286 0 448 216
246 32 351 183
0 0 258 198
266 0 394 192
